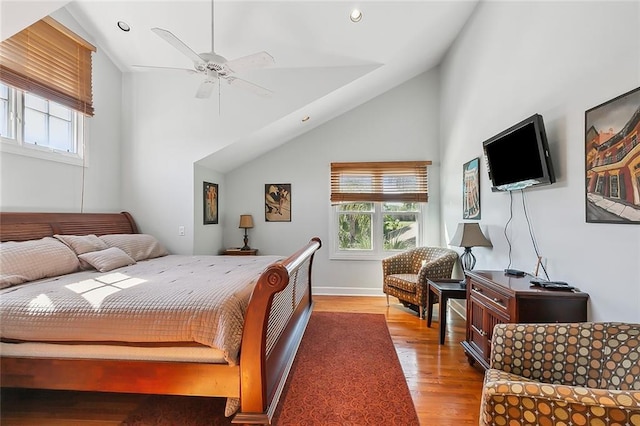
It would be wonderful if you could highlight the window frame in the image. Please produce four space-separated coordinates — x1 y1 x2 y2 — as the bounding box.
329 161 430 260
0 83 85 166
329 201 426 260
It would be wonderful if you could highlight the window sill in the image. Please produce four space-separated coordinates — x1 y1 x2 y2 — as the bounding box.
1 139 83 167
329 250 406 261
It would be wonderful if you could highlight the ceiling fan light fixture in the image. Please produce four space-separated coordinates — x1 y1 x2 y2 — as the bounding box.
117 21 131 32
349 9 363 23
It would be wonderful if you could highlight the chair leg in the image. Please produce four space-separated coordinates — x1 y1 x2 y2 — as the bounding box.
386 294 390 306
419 305 424 319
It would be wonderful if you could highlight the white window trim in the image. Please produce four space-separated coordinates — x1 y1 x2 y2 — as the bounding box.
328 202 425 261
0 85 85 166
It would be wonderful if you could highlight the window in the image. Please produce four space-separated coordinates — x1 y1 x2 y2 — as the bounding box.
0 84 11 138
0 16 94 161
610 174 619 198
1 83 83 159
330 161 430 259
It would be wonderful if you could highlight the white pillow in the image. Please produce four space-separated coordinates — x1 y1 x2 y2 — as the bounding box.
99 234 168 261
0 237 80 288
78 247 136 272
54 234 108 255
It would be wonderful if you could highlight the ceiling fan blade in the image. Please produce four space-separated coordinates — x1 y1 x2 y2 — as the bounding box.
196 80 216 99
151 27 205 65
132 65 198 74
224 51 275 74
226 76 273 97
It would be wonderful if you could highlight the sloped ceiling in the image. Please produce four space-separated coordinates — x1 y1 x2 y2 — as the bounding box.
2 1 479 172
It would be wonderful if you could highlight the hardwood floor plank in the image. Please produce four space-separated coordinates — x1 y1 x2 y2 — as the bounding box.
0 295 484 425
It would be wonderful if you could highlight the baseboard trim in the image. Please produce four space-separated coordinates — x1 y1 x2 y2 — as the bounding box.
312 286 384 296
449 299 466 320
312 288 468 321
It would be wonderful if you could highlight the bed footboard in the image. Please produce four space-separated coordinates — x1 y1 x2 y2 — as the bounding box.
233 237 321 425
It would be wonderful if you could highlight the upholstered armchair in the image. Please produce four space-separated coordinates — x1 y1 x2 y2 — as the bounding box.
481 322 640 426
382 247 459 318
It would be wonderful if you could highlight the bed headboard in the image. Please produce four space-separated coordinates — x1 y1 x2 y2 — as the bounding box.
0 212 139 242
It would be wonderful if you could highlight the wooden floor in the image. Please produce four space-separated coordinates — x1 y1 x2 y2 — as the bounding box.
0 295 485 425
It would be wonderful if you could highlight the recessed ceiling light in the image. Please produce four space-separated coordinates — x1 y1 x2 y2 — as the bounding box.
350 9 363 23
117 21 131 32
302 116 310 122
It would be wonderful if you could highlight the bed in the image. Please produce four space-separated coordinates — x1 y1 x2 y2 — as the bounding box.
0 211 321 425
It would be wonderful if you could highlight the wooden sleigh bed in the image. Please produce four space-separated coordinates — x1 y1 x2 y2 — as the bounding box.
0 211 321 425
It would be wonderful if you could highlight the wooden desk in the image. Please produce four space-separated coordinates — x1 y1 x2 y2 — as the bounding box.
426 278 467 344
222 248 258 256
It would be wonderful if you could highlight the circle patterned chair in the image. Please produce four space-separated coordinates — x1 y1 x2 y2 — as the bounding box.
481 322 640 425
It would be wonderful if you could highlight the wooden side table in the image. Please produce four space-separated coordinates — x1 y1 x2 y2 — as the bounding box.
222 248 258 256
426 278 467 344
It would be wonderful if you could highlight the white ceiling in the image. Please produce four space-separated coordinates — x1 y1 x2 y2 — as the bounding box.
2 0 479 171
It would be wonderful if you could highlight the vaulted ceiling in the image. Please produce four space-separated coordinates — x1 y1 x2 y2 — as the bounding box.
2 1 479 171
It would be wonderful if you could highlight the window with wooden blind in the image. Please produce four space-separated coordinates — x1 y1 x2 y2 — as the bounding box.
330 161 431 203
0 17 94 162
0 16 96 116
329 161 431 259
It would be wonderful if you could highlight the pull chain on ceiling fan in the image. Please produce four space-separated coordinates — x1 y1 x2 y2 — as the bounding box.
134 0 275 100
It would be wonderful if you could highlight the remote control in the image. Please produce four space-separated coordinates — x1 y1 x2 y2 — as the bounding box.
504 268 525 277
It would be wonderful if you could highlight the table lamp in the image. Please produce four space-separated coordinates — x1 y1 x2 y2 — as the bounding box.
239 214 254 250
449 222 492 270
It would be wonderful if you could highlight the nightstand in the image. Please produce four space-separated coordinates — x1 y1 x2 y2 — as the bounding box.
222 248 258 256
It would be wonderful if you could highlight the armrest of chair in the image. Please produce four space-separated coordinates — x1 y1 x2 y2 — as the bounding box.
382 250 413 276
481 369 640 426
417 251 458 283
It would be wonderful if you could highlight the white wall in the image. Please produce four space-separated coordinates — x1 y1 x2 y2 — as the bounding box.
440 1 640 322
222 70 443 295
0 8 122 214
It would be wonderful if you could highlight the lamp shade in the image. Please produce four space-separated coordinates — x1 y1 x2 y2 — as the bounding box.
239 214 254 229
449 222 492 248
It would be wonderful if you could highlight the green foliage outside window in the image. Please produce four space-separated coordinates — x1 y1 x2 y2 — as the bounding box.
338 202 419 251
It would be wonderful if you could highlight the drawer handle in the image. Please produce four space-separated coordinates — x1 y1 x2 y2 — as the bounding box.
478 329 487 337
472 287 483 293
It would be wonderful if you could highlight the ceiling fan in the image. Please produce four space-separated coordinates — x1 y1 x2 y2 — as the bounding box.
134 0 275 99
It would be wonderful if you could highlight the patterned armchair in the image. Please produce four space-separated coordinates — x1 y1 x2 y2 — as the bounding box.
382 247 458 318
481 322 640 426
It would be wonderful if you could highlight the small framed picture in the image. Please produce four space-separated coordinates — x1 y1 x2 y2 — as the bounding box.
463 157 481 220
265 184 291 222
203 182 218 225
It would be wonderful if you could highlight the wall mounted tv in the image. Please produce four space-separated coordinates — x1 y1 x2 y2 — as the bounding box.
483 113 556 192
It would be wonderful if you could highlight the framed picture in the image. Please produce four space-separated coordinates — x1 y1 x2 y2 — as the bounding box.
585 86 640 224
463 157 481 220
203 182 218 225
265 183 291 222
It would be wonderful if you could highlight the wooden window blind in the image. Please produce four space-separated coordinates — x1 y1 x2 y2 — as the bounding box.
0 16 96 116
330 161 432 203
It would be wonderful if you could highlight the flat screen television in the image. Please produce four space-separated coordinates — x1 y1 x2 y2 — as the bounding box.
482 113 556 192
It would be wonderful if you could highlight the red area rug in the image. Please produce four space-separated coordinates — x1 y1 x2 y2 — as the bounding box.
4 312 417 425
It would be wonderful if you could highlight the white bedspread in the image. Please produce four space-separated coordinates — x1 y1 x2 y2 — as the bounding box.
0 254 282 366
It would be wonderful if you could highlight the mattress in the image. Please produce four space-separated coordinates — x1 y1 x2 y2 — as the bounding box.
0 254 283 366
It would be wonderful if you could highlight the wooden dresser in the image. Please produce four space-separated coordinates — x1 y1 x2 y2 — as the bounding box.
461 270 589 370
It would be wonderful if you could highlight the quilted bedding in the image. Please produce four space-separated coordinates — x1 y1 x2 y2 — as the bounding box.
0 254 283 366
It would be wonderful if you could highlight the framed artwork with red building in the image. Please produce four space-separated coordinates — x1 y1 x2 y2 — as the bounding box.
585 86 640 224
463 157 481 220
